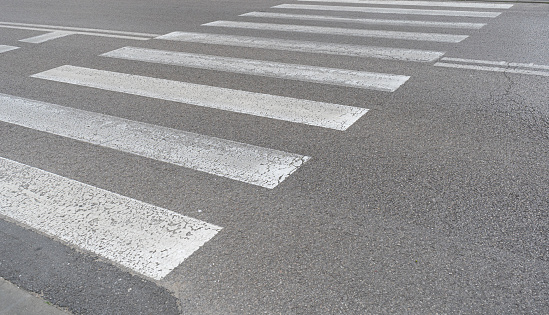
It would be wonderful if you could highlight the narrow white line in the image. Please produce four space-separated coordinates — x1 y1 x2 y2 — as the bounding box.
240 12 486 29
32 65 368 131
0 21 161 37
0 45 19 53
434 62 549 77
19 31 74 43
297 0 514 9
0 25 151 40
203 21 468 43
0 93 311 188
157 31 445 62
441 57 549 71
273 4 502 18
102 47 410 92
0 156 221 280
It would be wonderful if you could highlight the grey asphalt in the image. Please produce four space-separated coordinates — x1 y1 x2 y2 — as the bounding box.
0 277 69 315
0 0 548 314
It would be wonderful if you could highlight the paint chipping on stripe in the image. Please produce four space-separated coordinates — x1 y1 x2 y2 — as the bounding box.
273 4 502 18
102 47 410 91
31 65 368 131
0 157 221 280
203 21 468 43
0 93 310 188
157 31 444 62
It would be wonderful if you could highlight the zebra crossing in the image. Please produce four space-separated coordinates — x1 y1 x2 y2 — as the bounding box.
0 45 18 53
1 1 515 280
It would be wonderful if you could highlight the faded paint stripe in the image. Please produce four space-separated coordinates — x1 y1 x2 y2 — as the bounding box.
0 93 310 188
441 57 549 71
203 21 468 43
0 156 221 280
434 62 549 77
0 45 19 53
297 0 513 9
102 46 410 92
19 31 73 43
0 21 160 37
31 65 368 131
240 12 485 29
156 31 444 62
273 4 502 18
0 24 151 40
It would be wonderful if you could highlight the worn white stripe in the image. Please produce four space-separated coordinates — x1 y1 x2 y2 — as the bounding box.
0 45 19 53
273 4 502 18
240 12 485 29
0 21 160 37
434 62 549 77
0 156 221 280
441 57 549 71
0 93 310 189
102 47 409 92
32 65 367 131
204 21 468 43
19 31 73 43
157 31 444 62
297 0 514 9
0 24 151 40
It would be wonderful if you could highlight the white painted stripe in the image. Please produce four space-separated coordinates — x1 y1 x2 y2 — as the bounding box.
0 21 160 37
157 31 444 62
102 47 409 92
441 57 549 71
273 4 502 18
0 24 151 41
19 31 73 43
31 66 368 131
0 156 221 280
32 66 367 131
203 21 468 43
0 93 310 188
434 62 549 77
240 12 486 29
0 45 19 53
297 0 514 9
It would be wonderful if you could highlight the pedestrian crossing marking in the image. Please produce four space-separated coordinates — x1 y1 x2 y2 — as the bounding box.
0 93 310 189
157 31 445 62
19 31 73 44
0 45 19 53
240 12 486 29
0 156 221 280
102 46 410 92
31 65 369 131
273 4 503 18
203 21 468 43
297 0 514 9
434 58 549 77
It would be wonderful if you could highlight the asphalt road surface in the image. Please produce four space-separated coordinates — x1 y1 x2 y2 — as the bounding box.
0 0 548 314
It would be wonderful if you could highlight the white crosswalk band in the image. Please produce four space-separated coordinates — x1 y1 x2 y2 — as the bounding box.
102 47 410 92
0 45 19 53
434 62 549 77
441 57 549 70
0 93 310 188
297 0 514 9
19 31 74 43
240 12 486 29
273 4 502 18
203 21 468 43
0 156 221 280
31 65 368 131
156 32 444 62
